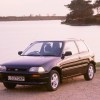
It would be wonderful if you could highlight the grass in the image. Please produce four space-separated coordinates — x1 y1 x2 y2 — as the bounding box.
96 62 100 67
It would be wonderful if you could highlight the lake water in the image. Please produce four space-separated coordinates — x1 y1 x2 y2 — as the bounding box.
0 20 100 63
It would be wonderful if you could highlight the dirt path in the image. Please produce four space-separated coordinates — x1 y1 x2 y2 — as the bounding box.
0 68 100 100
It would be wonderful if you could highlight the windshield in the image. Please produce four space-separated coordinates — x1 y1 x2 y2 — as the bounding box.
22 41 63 56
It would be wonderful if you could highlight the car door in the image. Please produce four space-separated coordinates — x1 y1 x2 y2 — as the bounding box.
61 41 81 77
75 40 90 74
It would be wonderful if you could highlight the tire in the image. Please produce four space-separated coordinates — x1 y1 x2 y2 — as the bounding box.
84 63 95 81
47 70 60 91
3 82 16 89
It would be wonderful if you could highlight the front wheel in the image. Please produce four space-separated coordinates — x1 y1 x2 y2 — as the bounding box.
47 70 60 91
84 63 95 81
3 82 16 89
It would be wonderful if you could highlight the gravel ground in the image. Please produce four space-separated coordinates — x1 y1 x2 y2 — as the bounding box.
0 68 100 100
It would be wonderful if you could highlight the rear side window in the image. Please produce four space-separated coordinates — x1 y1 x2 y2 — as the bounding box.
76 41 88 53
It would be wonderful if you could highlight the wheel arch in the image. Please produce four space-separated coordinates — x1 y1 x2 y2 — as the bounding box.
51 67 62 83
89 61 96 73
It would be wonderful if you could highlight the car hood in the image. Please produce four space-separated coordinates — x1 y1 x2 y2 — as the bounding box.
2 56 61 67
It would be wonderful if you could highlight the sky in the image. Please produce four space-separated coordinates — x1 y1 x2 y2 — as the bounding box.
0 0 95 16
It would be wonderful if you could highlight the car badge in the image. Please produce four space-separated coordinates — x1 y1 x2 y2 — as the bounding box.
15 69 18 71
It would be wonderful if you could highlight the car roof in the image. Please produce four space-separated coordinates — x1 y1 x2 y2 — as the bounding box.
64 38 83 41
32 38 83 43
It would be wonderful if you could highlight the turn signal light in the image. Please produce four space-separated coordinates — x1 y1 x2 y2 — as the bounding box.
32 74 40 78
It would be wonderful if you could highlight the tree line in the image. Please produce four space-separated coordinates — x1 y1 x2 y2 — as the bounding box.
64 0 100 25
0 16 66 21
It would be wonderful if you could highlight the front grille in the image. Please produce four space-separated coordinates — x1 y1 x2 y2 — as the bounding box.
7 68 27 72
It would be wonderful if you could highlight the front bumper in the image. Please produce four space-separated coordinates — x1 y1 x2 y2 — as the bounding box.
0 72 49 85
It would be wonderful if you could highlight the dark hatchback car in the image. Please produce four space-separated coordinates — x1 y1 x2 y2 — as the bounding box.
0 39 96 91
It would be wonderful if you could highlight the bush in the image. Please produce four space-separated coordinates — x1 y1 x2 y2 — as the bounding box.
96 62 100 67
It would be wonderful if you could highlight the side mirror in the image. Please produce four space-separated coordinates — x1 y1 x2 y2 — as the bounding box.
18 51 23 55
61 51 72 59
64 51 72 56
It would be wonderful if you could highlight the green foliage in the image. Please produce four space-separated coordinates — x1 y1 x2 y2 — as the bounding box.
95 0 100 7
96 62 100 67
66 0 93 19
94 0 100 14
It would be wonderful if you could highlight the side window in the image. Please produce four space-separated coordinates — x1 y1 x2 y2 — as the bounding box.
64 41 78 55
76 41 88 53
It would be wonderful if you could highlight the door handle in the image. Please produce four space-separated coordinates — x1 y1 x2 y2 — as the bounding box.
79 57 81 59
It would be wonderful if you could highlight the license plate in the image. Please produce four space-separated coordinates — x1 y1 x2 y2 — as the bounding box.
8 76 25 81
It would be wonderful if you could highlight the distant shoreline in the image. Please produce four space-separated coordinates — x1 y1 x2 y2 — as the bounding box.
61 15 100 26
0 16 66 21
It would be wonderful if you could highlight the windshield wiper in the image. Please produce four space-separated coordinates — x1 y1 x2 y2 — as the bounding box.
21 54 41 56
41 54 57 56
28 54 42 56
21 54 57 56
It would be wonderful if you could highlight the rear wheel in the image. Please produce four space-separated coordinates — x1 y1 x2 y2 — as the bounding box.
3 82 16 89
47 70 60 91
84 63 95 81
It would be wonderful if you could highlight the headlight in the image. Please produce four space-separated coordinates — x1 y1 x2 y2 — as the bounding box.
29 67 45 73
0 66 6 71
29 67 38 72
38 67 45 73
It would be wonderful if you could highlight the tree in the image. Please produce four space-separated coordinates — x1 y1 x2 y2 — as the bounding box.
94 0 100 14
65 0 93 19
